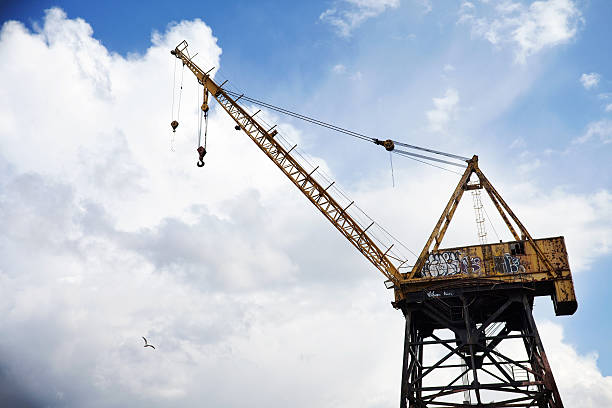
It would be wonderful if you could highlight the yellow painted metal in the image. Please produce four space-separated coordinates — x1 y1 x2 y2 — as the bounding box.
554 279 577 316
403 155 577 314
409 156 557 280
171 41 403 286
399 237 576 315
407 157 475 280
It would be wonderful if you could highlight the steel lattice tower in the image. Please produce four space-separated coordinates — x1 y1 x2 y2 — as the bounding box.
399 289 564 407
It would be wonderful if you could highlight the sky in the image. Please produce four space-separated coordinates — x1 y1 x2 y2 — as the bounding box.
0 0 611 406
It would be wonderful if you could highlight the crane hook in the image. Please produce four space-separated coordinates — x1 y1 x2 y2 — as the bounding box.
197 146 206 167
171 120 179 132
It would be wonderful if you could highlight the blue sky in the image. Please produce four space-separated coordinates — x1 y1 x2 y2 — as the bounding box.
1 1 611 406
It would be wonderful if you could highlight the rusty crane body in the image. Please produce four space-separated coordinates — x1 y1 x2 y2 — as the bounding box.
171 40 576 408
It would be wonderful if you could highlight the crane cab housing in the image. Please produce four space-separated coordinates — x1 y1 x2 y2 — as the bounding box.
396 237 577 316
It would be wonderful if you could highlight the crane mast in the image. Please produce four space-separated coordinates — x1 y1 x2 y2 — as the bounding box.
171 40 403 288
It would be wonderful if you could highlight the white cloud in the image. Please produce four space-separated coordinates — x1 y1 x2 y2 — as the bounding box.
573 119 612 144
418 0 432 14
540 322 612 406
443 63 455 72
332 63 347 73
331 63 363 80
426 88 459 132
319 0 399 37
598 92 612 100
0 9 403 406
1 8 612 408
518 157 542 173
580 72 601 89
605 103 612 112
459 0 582 63
510 136 526 149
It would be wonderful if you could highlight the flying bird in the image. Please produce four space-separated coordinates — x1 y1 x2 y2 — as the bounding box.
142 336 155 349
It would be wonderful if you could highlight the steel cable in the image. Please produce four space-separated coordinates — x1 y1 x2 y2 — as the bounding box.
221 88 468 168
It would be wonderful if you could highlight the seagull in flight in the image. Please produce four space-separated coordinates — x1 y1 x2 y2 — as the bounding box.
142 336 155 349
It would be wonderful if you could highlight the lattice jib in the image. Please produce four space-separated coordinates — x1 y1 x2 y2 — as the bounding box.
206 79 403 283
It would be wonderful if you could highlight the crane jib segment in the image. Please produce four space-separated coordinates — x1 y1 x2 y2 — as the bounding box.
171 41 403 285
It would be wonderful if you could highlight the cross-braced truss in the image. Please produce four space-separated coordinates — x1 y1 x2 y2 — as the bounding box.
400 290 562 408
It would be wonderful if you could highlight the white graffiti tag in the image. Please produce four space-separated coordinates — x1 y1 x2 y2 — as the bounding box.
422 251 482 278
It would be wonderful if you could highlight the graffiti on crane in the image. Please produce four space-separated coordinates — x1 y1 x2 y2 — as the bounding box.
422 251 482 278
422 251 525 277
426 290 456 298
494 253 525 275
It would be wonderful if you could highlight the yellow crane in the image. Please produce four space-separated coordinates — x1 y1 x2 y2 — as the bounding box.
170 40 576 408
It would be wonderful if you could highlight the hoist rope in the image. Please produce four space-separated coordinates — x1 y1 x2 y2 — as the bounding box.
203 86 208 149
393 149 466 168
195 85 209 149
223 89 373 142
197 88 203 146
196 104 209 149
171 58 177 120
170 58 179 151
393 152 464 175
389 152 395 188
177 64 185 121
221 88 468 168
394 141 469 162
203 112 208 150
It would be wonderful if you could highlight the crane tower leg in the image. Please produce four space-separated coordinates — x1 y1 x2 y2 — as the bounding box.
398 289 564 407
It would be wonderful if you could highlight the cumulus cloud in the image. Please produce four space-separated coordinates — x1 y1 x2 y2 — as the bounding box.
540 321 612 406
459 0 582 63
319 0 399 37
426 88 459 132
580 72 601 89
515 187 612 272
0 9 402 407
1 7 612 408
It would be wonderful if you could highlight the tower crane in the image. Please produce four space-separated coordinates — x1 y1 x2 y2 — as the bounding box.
170 40 577 408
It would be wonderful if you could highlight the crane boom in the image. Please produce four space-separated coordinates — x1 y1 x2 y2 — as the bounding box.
171 40 576 314
171 41 403 286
